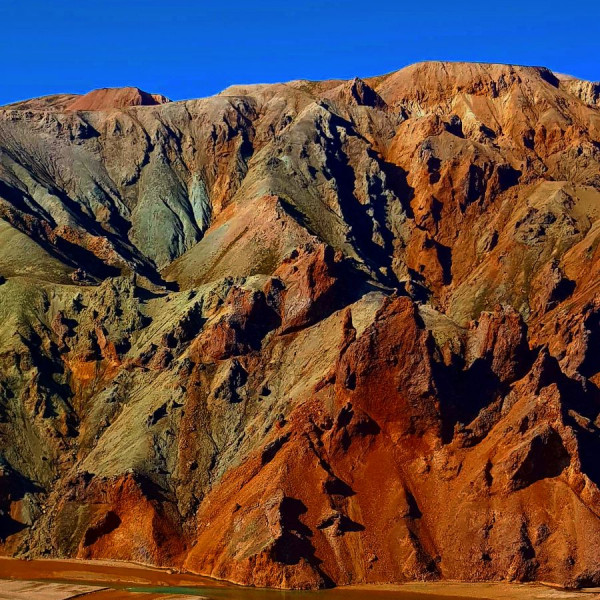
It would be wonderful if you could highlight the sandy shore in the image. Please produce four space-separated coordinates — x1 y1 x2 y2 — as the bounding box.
0 558 598 599
0 579 106 599
344 582 600 599
0 557 219 589
0 581 204 599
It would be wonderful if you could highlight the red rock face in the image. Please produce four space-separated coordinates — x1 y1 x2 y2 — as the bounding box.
1 62 600 589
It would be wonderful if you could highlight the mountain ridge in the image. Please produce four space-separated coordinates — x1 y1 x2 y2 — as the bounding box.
0 60 600 589
4 61 599 112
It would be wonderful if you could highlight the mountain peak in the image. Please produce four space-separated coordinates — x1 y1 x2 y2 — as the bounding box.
66 86 171 111
345 76 387 108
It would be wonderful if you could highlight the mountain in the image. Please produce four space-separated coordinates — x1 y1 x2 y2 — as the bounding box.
65 87 171 111
4 87 170 112
0 62 600 590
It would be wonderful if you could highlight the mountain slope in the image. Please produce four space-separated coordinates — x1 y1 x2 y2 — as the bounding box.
1 62 600 589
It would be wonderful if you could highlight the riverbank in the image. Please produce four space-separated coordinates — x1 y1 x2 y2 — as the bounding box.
0 558 598 599
345 582 600 599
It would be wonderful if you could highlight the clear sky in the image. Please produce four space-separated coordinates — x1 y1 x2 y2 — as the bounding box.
1 0 599 105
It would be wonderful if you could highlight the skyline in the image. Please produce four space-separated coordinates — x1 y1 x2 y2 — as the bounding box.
1 0 599 105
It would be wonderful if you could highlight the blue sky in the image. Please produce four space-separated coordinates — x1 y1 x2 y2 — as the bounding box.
1 0 599 105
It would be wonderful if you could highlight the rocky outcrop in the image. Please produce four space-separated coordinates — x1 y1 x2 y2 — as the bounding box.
559 75 600 107
0 61 600 589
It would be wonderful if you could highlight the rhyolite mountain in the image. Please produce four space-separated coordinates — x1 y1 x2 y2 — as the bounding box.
1 61 600 590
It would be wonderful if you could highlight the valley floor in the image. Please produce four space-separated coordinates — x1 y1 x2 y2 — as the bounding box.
0 559 598 599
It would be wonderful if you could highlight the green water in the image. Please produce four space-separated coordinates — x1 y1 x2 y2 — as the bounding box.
123 584 455 599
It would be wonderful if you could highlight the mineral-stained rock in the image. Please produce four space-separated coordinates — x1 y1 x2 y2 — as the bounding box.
1 61 600 589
